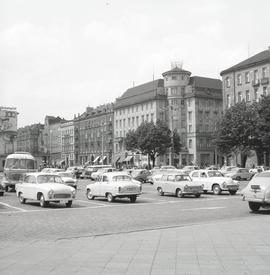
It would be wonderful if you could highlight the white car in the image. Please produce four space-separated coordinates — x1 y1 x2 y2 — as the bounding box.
189 170 239 195
86 172 142 203
55 171 78 189
242 171 270 212
155 173 203 198
16 173 76 207
179 166 199 175
91 167 117 180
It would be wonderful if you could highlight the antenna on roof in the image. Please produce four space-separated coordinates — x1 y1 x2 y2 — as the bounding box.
171 60 183 69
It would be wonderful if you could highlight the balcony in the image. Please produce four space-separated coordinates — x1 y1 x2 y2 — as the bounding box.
252 80 260 87
261 77 269 85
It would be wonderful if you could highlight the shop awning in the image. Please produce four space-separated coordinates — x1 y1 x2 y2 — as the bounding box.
118 155 126 163
93 156 100 163
99 156 107 163
124 156 133 162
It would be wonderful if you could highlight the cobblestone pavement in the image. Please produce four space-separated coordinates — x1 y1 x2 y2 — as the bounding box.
1 215 270 274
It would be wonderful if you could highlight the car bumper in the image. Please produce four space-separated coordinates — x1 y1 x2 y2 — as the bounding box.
222 185 239 191
114 192 142 197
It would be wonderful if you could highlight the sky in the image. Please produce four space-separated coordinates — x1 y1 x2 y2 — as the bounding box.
1 0 270 127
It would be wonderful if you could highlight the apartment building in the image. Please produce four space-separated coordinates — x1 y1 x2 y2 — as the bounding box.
220 47 270 166
113 79 167 167
74 104 113 165
220 47 270 109
60 120 75 167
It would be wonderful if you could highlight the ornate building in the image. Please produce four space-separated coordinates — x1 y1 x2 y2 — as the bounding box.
74 104 113 165
0 106 18 171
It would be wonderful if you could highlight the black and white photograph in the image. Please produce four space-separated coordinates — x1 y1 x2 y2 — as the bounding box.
1 0 270 274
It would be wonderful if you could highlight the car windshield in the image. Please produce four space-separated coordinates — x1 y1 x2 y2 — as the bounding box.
37 175 63 183
58 172 73 178
207 171 223 177
5 158 36 169
112 175 132 181
255 172 270 178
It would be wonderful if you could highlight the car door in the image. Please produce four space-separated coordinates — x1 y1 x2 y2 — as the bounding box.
98 175 109 197
21 175 36 199
166 175 175 193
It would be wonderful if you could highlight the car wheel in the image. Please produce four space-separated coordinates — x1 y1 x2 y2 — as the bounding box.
130 195 137 203
107 193 114 202
248 201 261 212
212 184 221 195
195 194 201 198
39 194 48 208
19 192 26 204
66 201 72 207
176 188 184 198
86 189 95 200
157 187 164 196
236 176 241 181
229 190 237 195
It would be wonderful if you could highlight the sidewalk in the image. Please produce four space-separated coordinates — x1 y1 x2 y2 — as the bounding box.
1 215 270 275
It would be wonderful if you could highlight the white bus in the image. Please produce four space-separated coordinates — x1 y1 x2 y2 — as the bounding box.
2 152 37 191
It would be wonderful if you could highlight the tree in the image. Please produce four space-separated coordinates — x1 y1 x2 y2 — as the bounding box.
124 120 172 167
214 101 263 166
172 129 182 155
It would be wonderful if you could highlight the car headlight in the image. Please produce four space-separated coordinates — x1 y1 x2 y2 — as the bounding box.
48 189 54 199
222 182 227 188
118 186 122 193
184 184 188 190
71 189 76 198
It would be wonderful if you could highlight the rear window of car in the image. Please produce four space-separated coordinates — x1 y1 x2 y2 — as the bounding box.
112 175 131 181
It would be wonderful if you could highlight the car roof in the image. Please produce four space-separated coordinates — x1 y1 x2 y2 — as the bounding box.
24 172 61 177
102 171 130 177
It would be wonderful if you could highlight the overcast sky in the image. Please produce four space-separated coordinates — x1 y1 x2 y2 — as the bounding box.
1 0 270 127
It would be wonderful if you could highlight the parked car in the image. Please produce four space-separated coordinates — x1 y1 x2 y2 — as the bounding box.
160 165 177 170
81 165 113 179
189 170 239 195
249 166 269 174
41 168 65 173
219 166 237 176
147 169 180 184
180 166 199 175
225 167 252 181
130 169 151 183
66 166 84 178
91 167 117 181
16 172 76 207
155 173 203 197
86 172 142 203
55 171 78 189
242 170 270 211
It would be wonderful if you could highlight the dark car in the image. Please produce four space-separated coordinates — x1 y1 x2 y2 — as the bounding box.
130 169 151 183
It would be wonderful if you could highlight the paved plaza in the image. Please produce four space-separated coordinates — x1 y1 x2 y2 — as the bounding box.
1 214 270 275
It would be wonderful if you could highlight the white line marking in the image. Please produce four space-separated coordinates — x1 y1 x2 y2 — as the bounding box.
75 199 108 206
180 207 225 211
0 202 26 212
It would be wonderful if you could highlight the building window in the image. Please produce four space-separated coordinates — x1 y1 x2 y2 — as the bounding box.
245 71 250 83
181 87 185 96
119 120 122 128
128 118 130 127
132 117 134 126
141 115 144 122
226 94 231 108
146 114 149 121
188 111 192 122
181 99 185 105
188 125 192 133
171 87 177 95
188 139 192 149
171 75 177 80
225 77 231 88
246 90 250 102
188 98 191 107
237 92 242 102
254 89 259 102
262 67 267 78
136 116 139 126
237 74 242 85
254 70 259 83
151 113 154 121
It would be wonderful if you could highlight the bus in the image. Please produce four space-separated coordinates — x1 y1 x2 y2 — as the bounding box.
2 152 37 191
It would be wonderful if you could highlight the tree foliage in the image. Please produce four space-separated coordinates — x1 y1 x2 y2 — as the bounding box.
124 120 181 167
214 95 270 164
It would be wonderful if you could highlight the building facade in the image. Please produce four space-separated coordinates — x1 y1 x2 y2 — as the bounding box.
163 66 223 167
16 123 46 166
0 106 18 171
60 120 75 167
113 79 167 167
113 65 222 168
220 47 270 166
43 116 66 166
74 104 113 166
